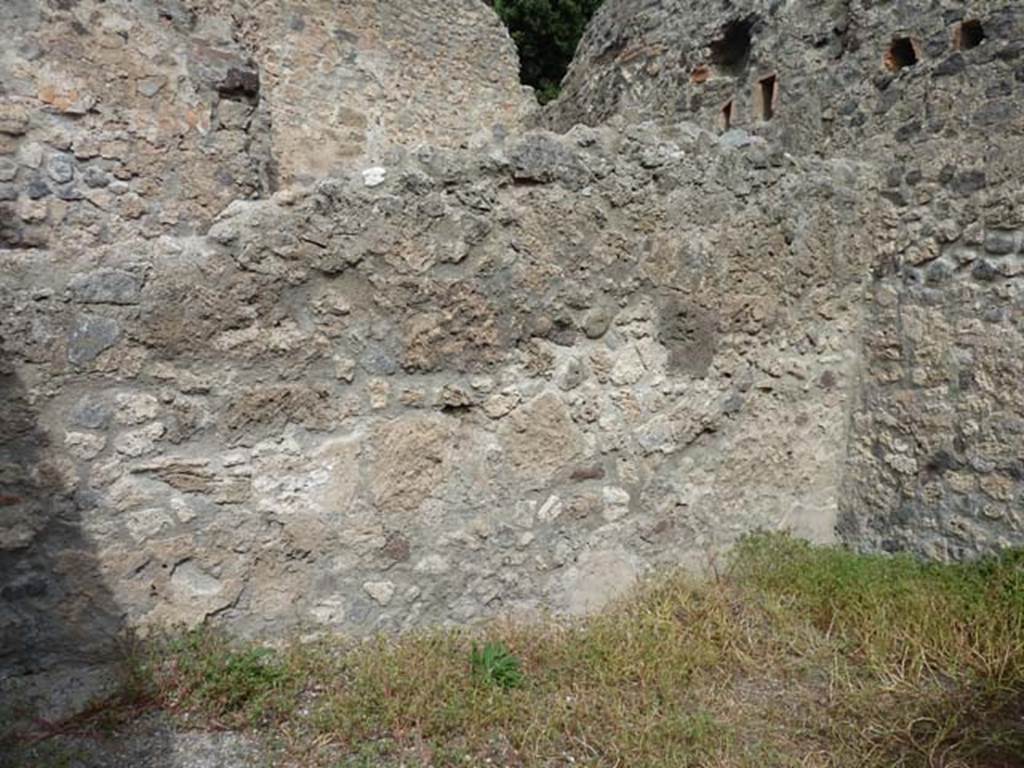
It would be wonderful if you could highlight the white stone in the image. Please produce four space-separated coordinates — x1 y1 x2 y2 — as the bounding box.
363 580 396 606
114 422 166 457
170 560 223 598
636 415 676 456
610 345 646 386
536 494 563 523
602 486 631 521
367 378 390 409
64 431 106 460
310 597 346 625
470 375 495 392
125 507 174 542
171 497 198 524
414 554 450 574
221 451 249 467
885 453 918 475
114 392 160 424
483 390 520 419
333 355 357 382
19 142 44 168
362 166 387 187
635 337 668 379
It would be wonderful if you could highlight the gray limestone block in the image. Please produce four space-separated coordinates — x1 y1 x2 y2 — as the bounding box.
71 395 114 429
83 166 111 188
0 157 18 182
25 175 50 199
984 230 1017 255
69 269 143 305
46 153 74 184
509 133 590 188
68 314 122 366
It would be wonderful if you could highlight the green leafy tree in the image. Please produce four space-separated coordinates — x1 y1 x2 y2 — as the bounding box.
492 0 605 103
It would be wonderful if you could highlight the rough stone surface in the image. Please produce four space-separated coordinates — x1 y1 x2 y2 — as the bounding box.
0 122 878 674
549 0 1024 560
1 0 1022 723
0 0 533 246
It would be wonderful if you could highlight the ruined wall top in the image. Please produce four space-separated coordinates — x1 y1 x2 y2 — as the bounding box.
236 0 535 184
0 0 533 247
547 0 1023 158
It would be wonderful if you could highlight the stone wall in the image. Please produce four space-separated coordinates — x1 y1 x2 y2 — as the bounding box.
840 196 1024 558
0 0 532 247
0 0 269 247
548 0 1022 158
0 0 530 686
549 0 1024 558
1 0 1022 694
1 122 881 673
234 0 535 185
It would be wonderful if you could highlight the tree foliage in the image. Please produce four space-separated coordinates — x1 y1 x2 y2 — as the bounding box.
492 0 605 103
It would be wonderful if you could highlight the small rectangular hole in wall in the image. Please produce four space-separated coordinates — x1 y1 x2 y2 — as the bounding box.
885 37 919 71
720 100 733 131
756 74 777 120
955 19 985 50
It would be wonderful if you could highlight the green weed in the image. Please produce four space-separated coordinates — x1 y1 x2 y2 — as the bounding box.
470 641 523 689
151 628 300 726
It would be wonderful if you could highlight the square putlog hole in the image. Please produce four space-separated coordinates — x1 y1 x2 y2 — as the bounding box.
755 74 777 121
884 37 919 71
955 19 985 50
720 100 734 131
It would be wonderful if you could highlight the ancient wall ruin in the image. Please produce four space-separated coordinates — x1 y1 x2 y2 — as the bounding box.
554 0 1024 559
0 0 531 687
1 0 1022 697
0 0 532 247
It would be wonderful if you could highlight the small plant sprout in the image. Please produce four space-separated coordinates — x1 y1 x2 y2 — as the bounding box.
470 641 523 690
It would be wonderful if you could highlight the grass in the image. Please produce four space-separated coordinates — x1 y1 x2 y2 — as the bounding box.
4 534 1023 767
470 642 524 690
